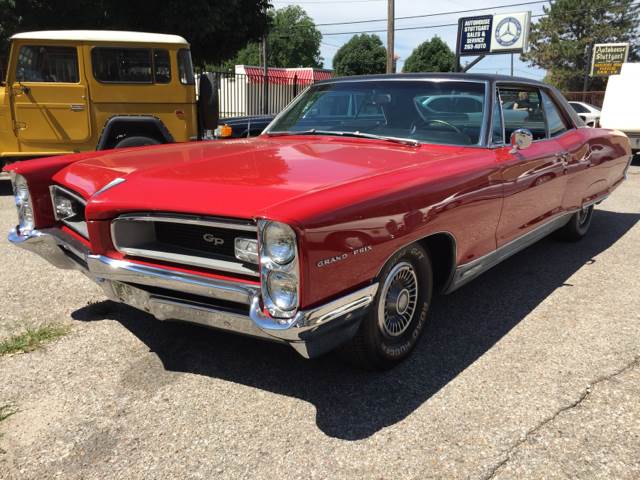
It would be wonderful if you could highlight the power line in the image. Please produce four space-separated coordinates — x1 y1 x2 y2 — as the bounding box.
274 0 384 4
315 0 550 26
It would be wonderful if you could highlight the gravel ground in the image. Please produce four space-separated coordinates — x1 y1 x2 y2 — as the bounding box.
0 164 639 479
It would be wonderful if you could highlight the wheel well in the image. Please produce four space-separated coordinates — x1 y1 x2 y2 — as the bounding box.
417 233 456 293
97 117 173 150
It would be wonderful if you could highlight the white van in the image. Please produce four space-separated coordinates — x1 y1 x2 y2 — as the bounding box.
600 63 640 153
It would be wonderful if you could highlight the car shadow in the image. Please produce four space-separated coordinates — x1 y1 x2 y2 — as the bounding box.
72 209 640 440
0 178 12 196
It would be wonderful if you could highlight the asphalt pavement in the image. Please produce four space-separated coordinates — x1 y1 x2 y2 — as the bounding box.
0 163 639 479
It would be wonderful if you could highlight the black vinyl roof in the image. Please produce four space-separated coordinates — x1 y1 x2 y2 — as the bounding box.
316 72 546 86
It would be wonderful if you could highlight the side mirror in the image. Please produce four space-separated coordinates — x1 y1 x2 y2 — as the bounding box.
510 128 533 153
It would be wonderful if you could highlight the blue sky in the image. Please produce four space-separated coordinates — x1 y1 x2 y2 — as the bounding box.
271 0 548 80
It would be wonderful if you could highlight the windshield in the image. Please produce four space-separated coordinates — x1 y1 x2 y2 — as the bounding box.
267 80 487 146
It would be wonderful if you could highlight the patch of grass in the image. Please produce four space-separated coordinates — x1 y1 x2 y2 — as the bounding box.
0 324 70 356
0 404 16 423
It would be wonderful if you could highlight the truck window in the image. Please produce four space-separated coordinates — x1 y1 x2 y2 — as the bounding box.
153 49 171 83
16 45 79 83
178 49 195 85
92 47 152 83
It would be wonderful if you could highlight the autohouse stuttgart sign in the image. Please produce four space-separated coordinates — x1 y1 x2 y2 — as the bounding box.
591 43 630 76
458 11 531 56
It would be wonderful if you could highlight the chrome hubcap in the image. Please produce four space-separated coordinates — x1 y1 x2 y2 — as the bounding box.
378 262 418 337
578 206 590 226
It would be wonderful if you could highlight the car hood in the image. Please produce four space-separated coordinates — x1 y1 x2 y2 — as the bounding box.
54 136 465 221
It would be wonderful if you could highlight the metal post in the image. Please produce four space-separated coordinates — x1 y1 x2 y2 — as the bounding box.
262 36 269 115
511 53 514 76
293 74 298 98
582 43 592 100
454 18 463 72
386 0 395 73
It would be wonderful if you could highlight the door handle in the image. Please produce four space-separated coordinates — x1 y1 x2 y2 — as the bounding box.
70 104 85 112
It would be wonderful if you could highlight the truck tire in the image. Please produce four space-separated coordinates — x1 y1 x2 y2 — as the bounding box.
555 205 594 242
344 244 433 370
114 136 161 149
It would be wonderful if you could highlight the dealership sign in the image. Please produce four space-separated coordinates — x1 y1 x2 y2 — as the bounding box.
457 12 531 56
590 43 629 76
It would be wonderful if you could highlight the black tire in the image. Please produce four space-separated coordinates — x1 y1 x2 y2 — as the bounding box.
114 136 161 149
555 205 594 241
344 244 433 370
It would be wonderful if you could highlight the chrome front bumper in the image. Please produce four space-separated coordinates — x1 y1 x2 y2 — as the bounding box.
8 228 378 358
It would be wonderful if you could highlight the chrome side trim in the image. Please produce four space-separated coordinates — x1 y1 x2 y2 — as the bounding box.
114 214 257 232
445 212 573 293
93 177 126 197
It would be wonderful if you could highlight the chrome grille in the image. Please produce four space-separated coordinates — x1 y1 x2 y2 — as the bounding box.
111 214 259 277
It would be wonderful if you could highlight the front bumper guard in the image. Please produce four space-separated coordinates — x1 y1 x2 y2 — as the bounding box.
9 228 378 358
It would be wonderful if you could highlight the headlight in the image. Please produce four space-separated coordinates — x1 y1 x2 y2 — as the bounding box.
11 174 34 234
259 220 299 319
263 222 296 264
267 271 298 310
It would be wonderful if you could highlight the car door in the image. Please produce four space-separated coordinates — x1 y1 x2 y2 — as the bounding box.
10 43 91 147
495 85 569 247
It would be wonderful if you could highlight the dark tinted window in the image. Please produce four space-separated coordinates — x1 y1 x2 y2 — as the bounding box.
499 87 546 140
16 45 79 83
570 102 588 113
153 49 171 83
178 49 195 85
492 90 504 144
542 90 569 137
92 48 152 83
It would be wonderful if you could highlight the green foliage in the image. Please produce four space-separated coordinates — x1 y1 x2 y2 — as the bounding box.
0 324 70 355
522 0 640 90
0 0 271 66
402 36 455 73
229 6 323 69
333 34 387 76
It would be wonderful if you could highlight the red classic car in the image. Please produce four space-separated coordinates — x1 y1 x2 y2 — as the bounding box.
5 74 632 369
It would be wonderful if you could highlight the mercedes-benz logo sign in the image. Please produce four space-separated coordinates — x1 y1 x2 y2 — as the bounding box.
495 17 522 47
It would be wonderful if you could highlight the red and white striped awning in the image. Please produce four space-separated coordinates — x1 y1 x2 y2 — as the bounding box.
238 66 333 85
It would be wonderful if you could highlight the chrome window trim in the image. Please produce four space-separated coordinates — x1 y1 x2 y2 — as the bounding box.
110 213 259 278
49 184 89 238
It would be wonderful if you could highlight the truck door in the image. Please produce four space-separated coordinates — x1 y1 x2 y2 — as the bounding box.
10 44 90 148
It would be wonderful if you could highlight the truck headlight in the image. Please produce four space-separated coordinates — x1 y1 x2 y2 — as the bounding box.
11 173 35 234
259 220 299 319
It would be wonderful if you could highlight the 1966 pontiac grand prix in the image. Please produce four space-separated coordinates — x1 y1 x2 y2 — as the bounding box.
5 74 632 369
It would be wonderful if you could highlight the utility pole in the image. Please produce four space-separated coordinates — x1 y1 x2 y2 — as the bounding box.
262 36 269 115
387 0 395 73
510 53 514 76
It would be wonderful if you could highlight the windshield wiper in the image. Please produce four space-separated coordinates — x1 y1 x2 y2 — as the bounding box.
338 131 420 147
267 129 420 147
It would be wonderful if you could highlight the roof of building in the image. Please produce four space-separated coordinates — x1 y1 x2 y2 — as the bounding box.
10 30 189 45
236 65 333 85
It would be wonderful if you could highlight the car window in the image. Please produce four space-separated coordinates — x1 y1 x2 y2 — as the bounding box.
570 102 588 114
178 49 195 85
541 90 569 137
269 80 487 146
498 87 546 141
16 45 79 83
92 48 152 83
492 90 504 144
153 49 171 83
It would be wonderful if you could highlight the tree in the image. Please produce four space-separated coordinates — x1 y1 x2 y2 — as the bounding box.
230 6 323 69
402 36 455 73
0 0 271 66
522 0 640 91
333 34 386 76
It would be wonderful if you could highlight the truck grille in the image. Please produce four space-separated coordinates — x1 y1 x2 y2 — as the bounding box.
111 214 259 277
